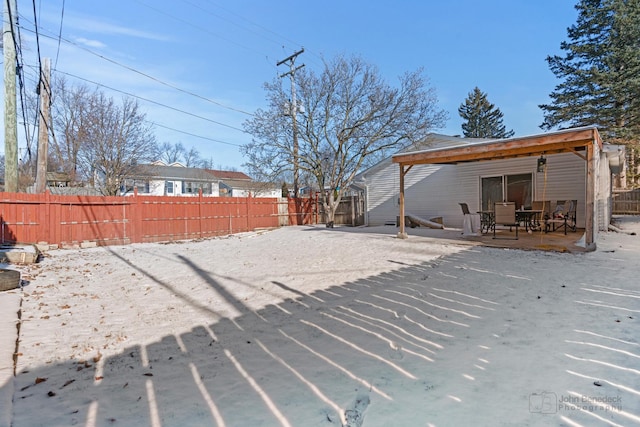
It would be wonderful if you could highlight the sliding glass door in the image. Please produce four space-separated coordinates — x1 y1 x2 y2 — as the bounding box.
506 173 533 209
481 176 502 211
481 173 532 211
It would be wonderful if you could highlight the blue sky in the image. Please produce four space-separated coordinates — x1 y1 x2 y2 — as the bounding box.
5 0 579 170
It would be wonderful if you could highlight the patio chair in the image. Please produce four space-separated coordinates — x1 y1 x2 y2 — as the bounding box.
459 203 480 235
459 202 471 215
493 202 519 240
545 200 577 235
528 201 551 231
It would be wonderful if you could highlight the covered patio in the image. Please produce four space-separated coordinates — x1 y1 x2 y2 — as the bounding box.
391 127 614 251
378 220 588 253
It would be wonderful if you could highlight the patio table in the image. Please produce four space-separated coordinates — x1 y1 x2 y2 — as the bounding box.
516 209 543 232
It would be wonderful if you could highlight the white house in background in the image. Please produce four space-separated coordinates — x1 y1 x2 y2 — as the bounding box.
207 169 281 198
123 161 220 196
122 162 281 198
356 128 625 241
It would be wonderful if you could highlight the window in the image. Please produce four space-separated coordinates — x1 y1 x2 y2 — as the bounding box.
136 180 150 193
165 181 174 194
481 173 532 210
181 181 212 195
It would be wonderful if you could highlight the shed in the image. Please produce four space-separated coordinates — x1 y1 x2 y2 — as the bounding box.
389 127 624 249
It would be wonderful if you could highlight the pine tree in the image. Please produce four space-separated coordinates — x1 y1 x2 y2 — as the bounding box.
458 87 515 138
540 0 640 186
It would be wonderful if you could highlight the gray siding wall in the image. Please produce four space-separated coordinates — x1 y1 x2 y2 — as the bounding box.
364 152 587 229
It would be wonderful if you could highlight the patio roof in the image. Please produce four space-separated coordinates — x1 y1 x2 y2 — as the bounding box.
392 126 602 166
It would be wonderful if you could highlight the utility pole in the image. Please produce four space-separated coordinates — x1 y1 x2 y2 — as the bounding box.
35 58 51 193
3 0 18 192
277 48 304 198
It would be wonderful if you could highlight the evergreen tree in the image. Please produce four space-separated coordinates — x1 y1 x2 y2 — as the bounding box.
540 0 640 186
458 87 515 138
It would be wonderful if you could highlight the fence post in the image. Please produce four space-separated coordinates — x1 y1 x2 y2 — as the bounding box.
198 188 203 238
45 190 55 245
132 188 142 243
246 193 252 231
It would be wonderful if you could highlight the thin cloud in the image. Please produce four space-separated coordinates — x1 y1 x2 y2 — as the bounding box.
74 37 107 49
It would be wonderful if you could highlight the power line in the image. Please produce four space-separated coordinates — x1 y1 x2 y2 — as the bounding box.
53 0 65 69
150 122 242 147
180 0 299 53
17 23 255 117
18 66 245 149
15 2 331 161
135 0 273 60
53 68 247 134
189 0 325 67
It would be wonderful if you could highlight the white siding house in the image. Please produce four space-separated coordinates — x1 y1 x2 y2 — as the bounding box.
357 129 624 246
123 162 281 198
219 179 282 198
368 152 587 230
356 134 493 227
123 162 220 196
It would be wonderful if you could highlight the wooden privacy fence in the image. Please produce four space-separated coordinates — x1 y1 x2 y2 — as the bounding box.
612 189 640 215
316 194 365 226
0 190 285 247
283 195 319 226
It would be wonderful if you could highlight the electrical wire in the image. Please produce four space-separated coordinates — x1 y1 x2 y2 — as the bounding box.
53 0 65 70
150 122 242 147
15 1 327 160
5 0 36 161
53 68 247 134
17 22 255 117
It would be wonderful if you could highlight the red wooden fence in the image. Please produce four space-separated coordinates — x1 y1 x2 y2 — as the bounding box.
0 190 283 247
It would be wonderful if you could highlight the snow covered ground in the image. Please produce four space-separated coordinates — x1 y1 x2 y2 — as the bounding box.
2 218 640 427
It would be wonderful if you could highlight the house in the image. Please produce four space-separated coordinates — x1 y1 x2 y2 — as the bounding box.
206 169 280 198
122 162 281 198
356 127 625 249
355 133 492 226
123 161 220 196
46 172 73 188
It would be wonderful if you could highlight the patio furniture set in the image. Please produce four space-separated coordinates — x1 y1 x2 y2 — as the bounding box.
460 200 578 240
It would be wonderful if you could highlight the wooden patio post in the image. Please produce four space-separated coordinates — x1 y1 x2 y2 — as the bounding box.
585 141 595 248
397 163 408 239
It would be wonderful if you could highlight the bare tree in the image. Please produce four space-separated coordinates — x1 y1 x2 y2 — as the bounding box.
157 142 185 164
243 54 447 225
49 77 93 182
78 94 157 195
183 146 201 167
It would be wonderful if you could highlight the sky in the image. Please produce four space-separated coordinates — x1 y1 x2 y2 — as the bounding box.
3 0 579 171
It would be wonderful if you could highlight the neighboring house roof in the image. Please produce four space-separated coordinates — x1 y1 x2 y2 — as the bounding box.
219 179 257 190
46 172 73 183
356 133 490 180
129 164 215 182
220 178 280 193
151 160 186 167
206 169 252 180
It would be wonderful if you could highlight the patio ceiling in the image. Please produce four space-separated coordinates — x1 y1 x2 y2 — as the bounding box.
392 127 602 166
